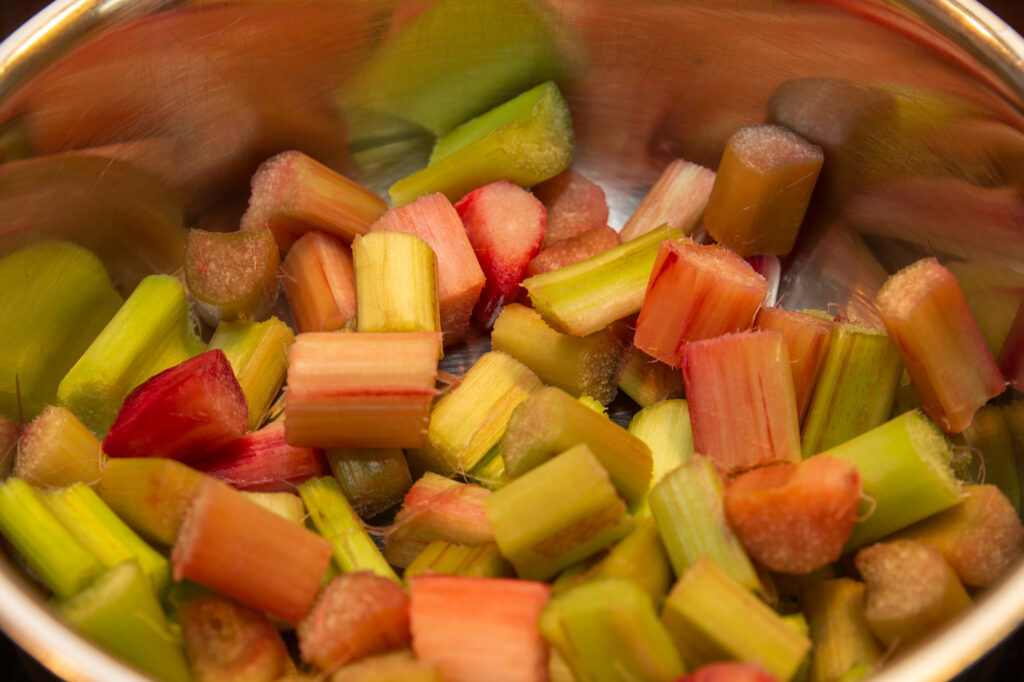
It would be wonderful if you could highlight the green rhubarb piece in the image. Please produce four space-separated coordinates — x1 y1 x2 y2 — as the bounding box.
389 81 573 206
413 351 542 475
60 561 191 682
467 443 507 490
801 579 882 682
0 477 104 599
353 230 440 334
821 410 962 550
240 491 307 525
649 454 760 592
629 399 694 492
57 274 204 435
208 317 295 430
491 303 623 404
524 225 683 337
13 404 105 489
660 558 811 682
540 578 686 682
297 476 399 583
326 447 413 519
501 385 653 502
44 483 171 595
0 241 122 422
586 517 673 607
617 348 686 408
961 404 1021 515
801 322 903 456
784 613 812 682
485 444 634 580
404 541 513 579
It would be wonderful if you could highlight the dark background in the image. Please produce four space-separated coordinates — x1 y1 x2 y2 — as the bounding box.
0 0 1023 680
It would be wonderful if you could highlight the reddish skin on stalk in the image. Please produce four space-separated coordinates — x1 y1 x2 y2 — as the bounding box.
525 225 621 277
724 455 862 574
532 169 609 247
298 572 411 673
676 662 779 682
456 181 546 328
998 295 1024 392
103 349 248 462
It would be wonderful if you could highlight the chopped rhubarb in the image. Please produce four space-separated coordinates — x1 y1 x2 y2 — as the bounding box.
704 125 823 257
353 230 440 335
280 230 357 333
620 158 716 241
681 331 801 473
410 575 550 682
679 663 778 682
724 455 862 574
103 349 248 463
184 228 280 325
193 420 328 492
14 405 104 489
635 239 769 367
239 150 388 252
532 169 609 247
371 193 485 342
327 448 413 520
298 571 411 672
455 181 546 327
754 307 834 424
525 225 621 277
876 257 1006 433
0 415 18 479
998 294 1024 392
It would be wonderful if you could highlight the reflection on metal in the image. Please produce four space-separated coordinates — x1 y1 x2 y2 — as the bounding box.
0 1 1022 681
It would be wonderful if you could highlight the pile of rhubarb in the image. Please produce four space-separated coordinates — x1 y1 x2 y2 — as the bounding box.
3 72 1024 682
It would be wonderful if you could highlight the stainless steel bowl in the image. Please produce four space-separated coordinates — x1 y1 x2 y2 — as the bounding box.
1 1 1023 680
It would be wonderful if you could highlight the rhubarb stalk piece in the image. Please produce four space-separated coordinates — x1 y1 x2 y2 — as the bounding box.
876 257 1006 434
724 456 862 575
43 483 171 594
635 239 769 367
331 651 443 682
682 331 802 474
297 476 399 582
178 593 294 682
208 316 295 430
390 81 573 207
540 578 686 682
895 484 1024 587
413 351 540 475
326 447 413 520
821 410 962 550
57 274 204 436
533 169 609 246
97 457 205 546
961 405 1021 514
60 561 191 682
524 224 682 337
491 303 622 405
409 575 551 682
280 230 357 333
801 579 882 682
285 332 440 449
184 228 280 324
14 405 105 489
370 193 485 341
616 348 686 408
620 159 716 241
455 181 546 327
0 416 17 479
172 478 333 625
241 491 306 525
384 472 495 569
526 225 621 276
485 444 633 580
704 125 823 257
661 558 811 682
998 295 1024 391
800 322 903 456
500 386 653 502
679 663 778 682
855 540 971 648
628 399 694 493
755 307 835 423
405 541 514 580
0 477 103 598
650 455 760 592
298 572 410 672
240 150 388 252
0 241 122 422
103 349 248 462
194 420 328 492
353 230 440 335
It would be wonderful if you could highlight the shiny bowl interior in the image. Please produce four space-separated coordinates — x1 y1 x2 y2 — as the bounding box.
1 0 1024 680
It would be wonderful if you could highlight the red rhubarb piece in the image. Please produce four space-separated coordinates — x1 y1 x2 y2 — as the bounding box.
532 169 609 247
677 662 778 682
193 420 328 492
298 571 411 673
620 159 716 242
280 230 357 333
681 331 801 473
525 225 621 277
755 306 835 423
410 575 550 682
635 239 768 367
724 455 862 575
103 349 248 462
372 193 485 342
455 181 546 328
